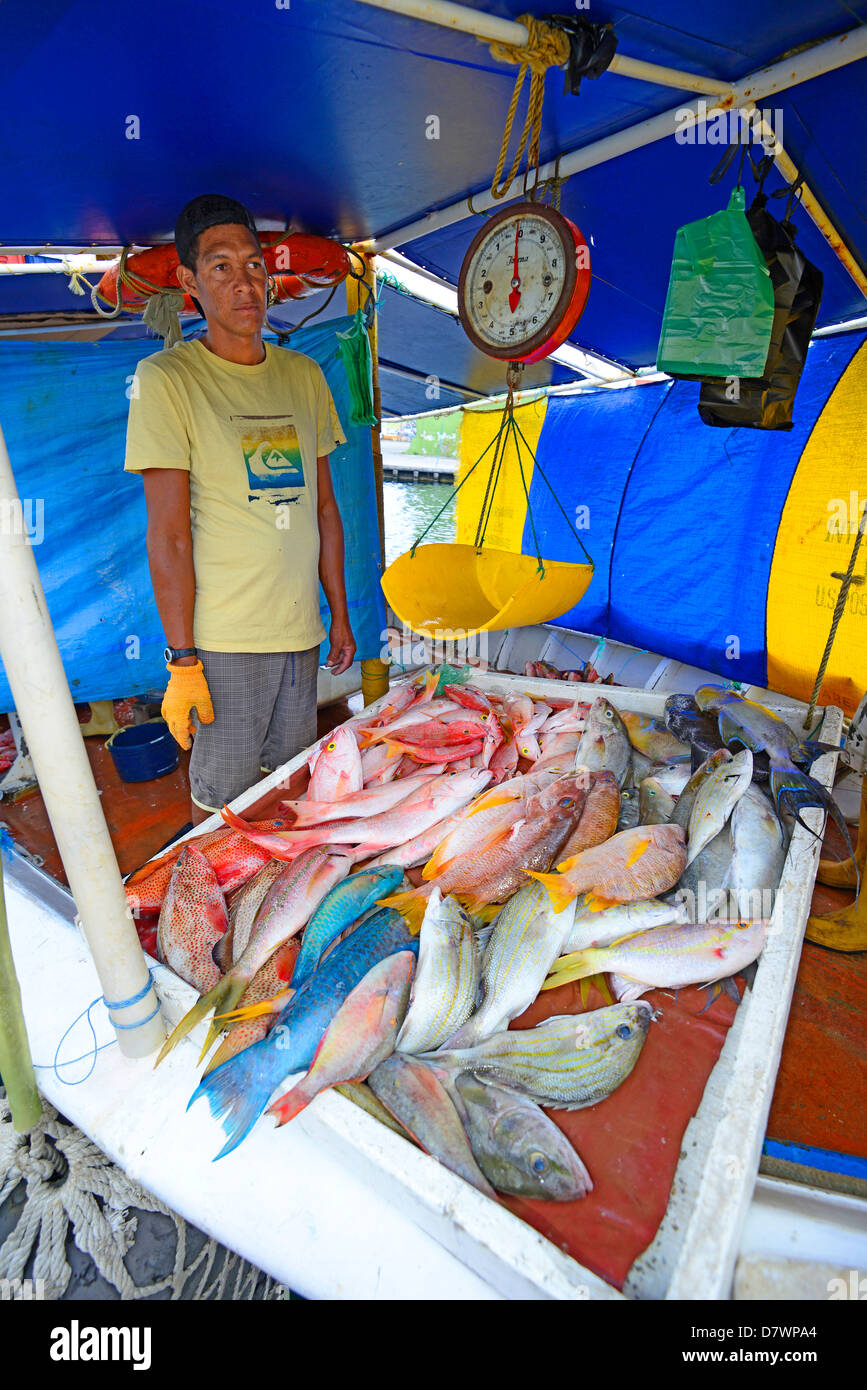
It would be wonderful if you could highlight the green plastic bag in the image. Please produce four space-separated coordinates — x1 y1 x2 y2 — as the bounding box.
337 310 378 426
657 187 775 379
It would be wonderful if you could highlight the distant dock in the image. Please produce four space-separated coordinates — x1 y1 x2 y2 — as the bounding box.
381 437 456 483
382 455 456 483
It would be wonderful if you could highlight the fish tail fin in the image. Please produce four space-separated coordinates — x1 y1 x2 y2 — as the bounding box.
266 1083 311 1127
770 759 857 881
213 989 290 1027
220 804 248 833
525 870 576 913
795 738 840 766
188 1042 273 1159
541 948 598 990
376 887 427 934
155 974 244 1067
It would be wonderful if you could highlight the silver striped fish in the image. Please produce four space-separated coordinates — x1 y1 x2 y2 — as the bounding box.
563 895 689 953
440 881 575 1050
686 748 753 865
395 889 479 1054
429 1003 652 1110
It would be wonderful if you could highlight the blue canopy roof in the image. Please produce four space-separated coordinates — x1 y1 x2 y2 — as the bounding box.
1 0 865 369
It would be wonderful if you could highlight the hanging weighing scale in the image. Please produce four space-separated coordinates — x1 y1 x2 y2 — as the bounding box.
381 200 595 640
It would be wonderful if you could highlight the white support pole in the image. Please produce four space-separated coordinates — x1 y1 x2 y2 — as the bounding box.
0 422 164 1059
353 0 732 93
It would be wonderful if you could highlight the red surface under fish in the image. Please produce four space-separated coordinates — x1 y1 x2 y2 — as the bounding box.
499 978 739 1290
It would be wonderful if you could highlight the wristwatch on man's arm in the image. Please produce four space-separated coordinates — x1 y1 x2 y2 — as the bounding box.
164 645 197 666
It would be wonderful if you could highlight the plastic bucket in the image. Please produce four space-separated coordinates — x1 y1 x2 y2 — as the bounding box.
106 719 178 782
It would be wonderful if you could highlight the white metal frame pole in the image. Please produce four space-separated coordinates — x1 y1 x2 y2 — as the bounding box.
353 0 732 94
0 421 164 1058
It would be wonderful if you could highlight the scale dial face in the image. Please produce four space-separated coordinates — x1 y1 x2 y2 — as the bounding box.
457 201 591 363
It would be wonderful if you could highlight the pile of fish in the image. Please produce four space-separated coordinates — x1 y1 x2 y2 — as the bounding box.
523 658 614 684
129 669 836 1201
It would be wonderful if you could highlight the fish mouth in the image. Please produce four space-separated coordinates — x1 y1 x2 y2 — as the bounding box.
634 1001 655 1032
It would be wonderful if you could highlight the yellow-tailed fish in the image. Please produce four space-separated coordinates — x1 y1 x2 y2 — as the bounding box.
545 918 768 994
429 1003 653 1110
441 881 575 1049
394 890 479 1054
620 710 691 762
530 823 687 913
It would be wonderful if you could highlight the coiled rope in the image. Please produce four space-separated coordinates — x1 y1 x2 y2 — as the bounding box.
486 15 570 201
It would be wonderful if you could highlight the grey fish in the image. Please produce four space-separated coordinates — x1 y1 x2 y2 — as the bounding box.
367 1053 495 1197
450 1074 593 1200
704 688 852 864
574 696 632 789
618 787 641 831
669 749 732 831
639 777 676 825
671 822 733 923
441 881 575 1050
686 749 753 865
334 1081 414 1140
395 889 479 1054
429 1004 653 1110
722 782 787 919
564 895 689 953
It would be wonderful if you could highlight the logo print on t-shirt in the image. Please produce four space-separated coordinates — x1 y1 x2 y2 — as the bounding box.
231 415 305 496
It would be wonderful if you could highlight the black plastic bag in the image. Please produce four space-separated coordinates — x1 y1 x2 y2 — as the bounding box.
698 192 823 430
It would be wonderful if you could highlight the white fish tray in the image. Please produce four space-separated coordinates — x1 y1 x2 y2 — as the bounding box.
5 674 844 1300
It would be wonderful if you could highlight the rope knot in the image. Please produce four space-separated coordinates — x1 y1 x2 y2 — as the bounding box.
486 16 570 201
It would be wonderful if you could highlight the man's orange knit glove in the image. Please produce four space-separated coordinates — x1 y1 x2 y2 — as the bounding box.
161 660 214 750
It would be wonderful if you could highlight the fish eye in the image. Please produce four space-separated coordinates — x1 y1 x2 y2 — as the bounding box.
530 1152 548 1174
605 709 613 719
558 796 574 808
616 1024 632 1039
326 740 336 751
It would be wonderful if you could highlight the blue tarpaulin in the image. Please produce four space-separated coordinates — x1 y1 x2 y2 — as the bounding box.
0 316 386 712
519 331 866 688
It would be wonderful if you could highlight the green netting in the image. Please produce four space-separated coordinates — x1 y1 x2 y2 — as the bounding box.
337 309 377 426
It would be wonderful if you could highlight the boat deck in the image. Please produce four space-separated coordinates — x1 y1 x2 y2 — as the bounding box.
2 696 863 1192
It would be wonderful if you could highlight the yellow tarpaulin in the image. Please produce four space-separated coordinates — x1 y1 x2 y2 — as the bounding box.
455 396 548 550
767 341 867 716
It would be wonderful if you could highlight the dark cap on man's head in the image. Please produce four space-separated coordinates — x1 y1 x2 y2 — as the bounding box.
174 194 258 267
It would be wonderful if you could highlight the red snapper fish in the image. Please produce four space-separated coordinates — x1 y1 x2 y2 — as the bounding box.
125 821 285 915
156 846 228 994
222 769 493 861
307 725 363 802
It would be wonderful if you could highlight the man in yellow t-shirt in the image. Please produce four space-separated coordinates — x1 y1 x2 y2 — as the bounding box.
125 194 355 823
